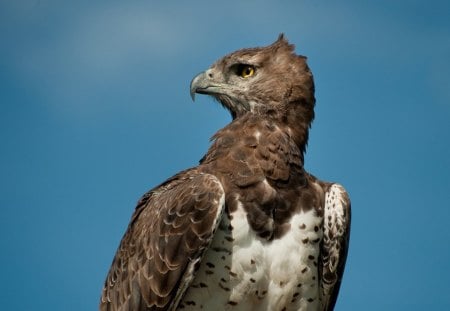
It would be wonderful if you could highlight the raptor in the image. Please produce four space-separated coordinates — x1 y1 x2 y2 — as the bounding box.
100 34 351 311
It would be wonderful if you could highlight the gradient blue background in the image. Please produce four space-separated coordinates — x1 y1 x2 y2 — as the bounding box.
1 1 449 310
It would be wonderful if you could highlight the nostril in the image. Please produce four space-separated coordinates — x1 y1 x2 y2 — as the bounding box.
208 72 213 78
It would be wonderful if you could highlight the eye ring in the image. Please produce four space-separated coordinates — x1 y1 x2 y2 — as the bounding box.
237 64 255 78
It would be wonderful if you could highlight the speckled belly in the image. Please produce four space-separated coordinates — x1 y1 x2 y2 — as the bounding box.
178 203 323 311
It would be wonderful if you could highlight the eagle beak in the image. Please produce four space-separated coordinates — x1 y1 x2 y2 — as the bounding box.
190 72 203 101
190 69 222 101
190 69 243 119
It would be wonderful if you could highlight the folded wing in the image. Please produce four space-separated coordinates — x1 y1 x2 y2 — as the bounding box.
100 170 225 311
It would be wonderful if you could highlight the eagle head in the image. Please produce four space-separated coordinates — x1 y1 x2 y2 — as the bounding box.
190 34 315 121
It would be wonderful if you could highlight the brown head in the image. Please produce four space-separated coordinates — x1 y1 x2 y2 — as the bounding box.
190 34 315 127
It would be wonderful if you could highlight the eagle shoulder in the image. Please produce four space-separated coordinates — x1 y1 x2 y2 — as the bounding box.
320 183 351 311
100 170 225 311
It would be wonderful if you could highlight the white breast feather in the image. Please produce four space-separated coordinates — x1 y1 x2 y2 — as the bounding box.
180 187 325 311
227 201 323 310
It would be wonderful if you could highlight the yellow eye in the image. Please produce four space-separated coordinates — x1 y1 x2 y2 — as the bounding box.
238 65 255 78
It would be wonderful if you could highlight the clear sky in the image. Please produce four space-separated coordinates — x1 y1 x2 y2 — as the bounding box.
1 0 449 310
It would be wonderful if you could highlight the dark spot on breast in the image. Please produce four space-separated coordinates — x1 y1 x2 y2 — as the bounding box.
301 267 308 273
212 246 231 254
205 270 214 275
299 223 306 229
281 307 287 311
307 298 315 302
251 259 256 265
225 236 234 242
199 282 207 288
220 278 227 283
186 301 196 306
219 283 231 292
229 271 237 277
228 301 238 306
314 226 319 232
206 262 215 268
297 283 302 287
250 278 256 283
302 238 309 244
308 255 315 260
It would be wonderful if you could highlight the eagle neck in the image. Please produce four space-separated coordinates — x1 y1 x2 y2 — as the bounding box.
258 100 314 159
285 100 314 157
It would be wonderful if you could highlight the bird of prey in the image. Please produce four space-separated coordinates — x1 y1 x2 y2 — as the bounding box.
100 34 351 311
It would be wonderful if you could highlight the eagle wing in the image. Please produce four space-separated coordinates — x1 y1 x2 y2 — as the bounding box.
320 183 351 311
100 169 225 311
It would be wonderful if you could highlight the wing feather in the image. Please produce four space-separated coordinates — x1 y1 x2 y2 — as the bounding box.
320 183 351 311
100 169 225 311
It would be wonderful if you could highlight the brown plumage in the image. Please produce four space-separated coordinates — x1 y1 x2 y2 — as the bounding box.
100 34 351 311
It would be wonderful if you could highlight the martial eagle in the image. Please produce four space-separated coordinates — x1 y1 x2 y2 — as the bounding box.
100 34 351 311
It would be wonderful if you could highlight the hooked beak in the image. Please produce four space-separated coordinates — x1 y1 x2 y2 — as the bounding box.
189 68 248 119
189 70 224 101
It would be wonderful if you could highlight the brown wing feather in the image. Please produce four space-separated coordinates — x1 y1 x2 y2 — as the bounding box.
100 169 225 311
320 183 351 311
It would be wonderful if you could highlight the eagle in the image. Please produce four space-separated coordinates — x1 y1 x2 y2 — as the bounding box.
100 34 351 311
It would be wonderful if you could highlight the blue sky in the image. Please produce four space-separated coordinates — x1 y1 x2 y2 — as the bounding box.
1 0 449 310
